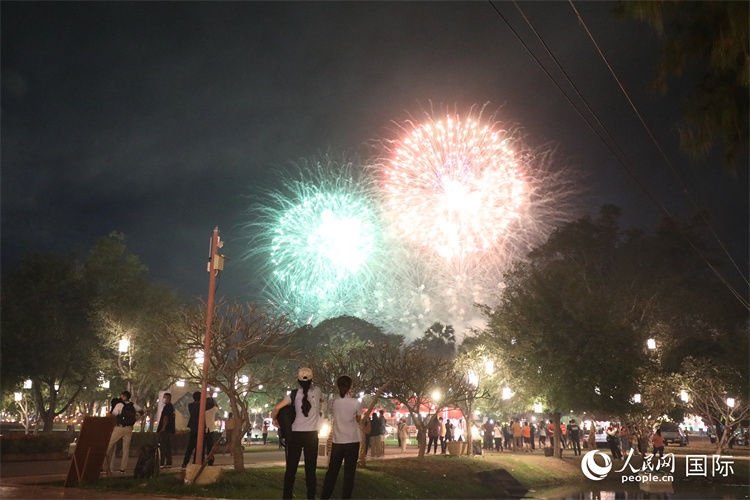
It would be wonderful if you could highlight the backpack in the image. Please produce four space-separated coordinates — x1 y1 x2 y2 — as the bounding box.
276 389 298 442
118 402 137 427
133 445 159 479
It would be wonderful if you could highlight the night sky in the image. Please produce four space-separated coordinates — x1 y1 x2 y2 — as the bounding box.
2 2 747 302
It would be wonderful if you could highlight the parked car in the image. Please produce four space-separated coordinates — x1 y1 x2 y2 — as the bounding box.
659 422 688 446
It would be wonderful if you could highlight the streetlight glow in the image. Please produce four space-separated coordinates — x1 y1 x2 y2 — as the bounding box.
118 338 130 353
23 379 32 389
727 398 735 408
502 387 513 400
646 338 656 350
680 390 689 402
484 359 494 375
14 392 22 402
431 390 441 402
534 402 543 413
194 351 204 365
468 370 479 387
176 379 185 387
100 380 110 389
633 393 641 403
239 375 249 385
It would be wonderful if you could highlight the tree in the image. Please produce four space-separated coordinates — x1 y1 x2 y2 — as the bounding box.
168 300 295 471
679 357 749 454
480 207 650 457
413 322 456 358
86 232 182 429
384 343 475 458
1 254 100 432
481 206 747 457
617 1 749 171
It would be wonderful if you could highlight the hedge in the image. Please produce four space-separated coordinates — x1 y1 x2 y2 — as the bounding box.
0 433 73 455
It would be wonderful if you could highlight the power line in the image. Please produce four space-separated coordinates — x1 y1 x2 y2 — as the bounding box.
567 0 748 287
486 0 749 309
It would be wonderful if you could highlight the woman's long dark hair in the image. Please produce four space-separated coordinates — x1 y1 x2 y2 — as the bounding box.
336 375 352 398
298 379 312 417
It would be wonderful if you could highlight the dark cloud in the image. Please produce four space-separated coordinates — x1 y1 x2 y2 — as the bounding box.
2 2 746 300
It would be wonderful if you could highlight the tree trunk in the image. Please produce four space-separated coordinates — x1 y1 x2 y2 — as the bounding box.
229 399 245 471
716 425 731 454
465 401 473 456
552 412 562 459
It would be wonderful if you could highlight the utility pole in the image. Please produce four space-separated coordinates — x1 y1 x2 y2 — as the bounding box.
195 226 223 465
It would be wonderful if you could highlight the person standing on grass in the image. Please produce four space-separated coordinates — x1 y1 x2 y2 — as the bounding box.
438 417 447 454
588 425 596 451
427 415 440 454
620 424 630 452
606 423 622 459
321 376 362 500
398 418 409 453
105 390 143 474
156 393 175 469
204 397 218 465
529 422 536 451
262 421 269 445
522 422 531 451
567 419 581 456
377 410 387 456
273 367 324 500
652 428 665 459
366 412 379 456
493 422 504 452
512 419 522 451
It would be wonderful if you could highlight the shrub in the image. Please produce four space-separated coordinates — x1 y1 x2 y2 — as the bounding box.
0 433 73 455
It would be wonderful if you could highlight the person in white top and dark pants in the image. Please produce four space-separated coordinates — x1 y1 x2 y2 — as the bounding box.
273 367 324 499
321 375 362 499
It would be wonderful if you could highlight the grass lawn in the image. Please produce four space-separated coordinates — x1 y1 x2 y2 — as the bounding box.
81 452 749 498
85 456 520 498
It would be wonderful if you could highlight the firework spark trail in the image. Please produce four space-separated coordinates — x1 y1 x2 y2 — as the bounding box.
377 109 579 338
245 157 385 324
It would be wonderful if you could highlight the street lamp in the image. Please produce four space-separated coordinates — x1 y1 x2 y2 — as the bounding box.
431 390 441 402
14 392 22 402
726 398 735 408
502 387 513 400
484 359 494 375
534 402 543 413
118 338 130 353
23 379 32 389
633 393 642 403
646 338 657 350
680 391 689 402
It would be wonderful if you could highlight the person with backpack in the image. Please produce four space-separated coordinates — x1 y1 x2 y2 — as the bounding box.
273 367 325 499
105 390 143 474
320 375 362 499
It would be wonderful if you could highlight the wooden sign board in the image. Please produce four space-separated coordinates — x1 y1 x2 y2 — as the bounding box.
64 416 115 487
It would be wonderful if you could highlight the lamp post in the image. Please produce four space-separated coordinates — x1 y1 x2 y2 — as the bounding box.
195 227 222 466
118 337 132 393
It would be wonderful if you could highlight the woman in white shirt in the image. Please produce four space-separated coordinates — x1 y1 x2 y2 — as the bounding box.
273 367 324 499
321 375 362 500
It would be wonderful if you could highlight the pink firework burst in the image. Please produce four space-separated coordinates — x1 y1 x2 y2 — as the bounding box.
384 114 528 260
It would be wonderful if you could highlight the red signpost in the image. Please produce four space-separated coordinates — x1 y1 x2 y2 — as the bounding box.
195 226 221 465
